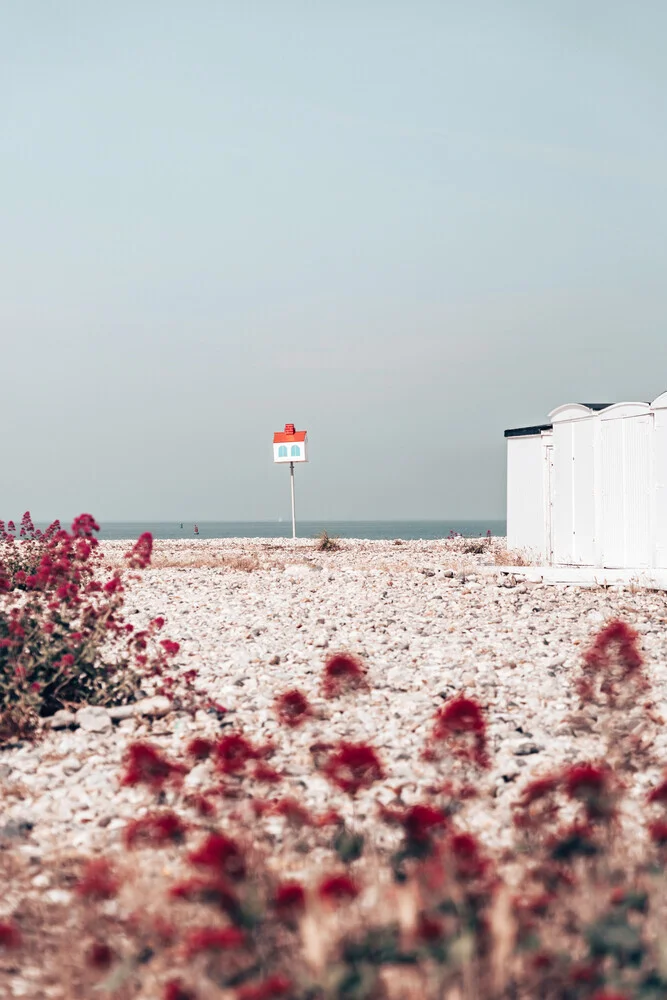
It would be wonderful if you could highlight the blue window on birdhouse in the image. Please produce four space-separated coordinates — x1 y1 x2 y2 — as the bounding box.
278 445 288 457
291 445 301 457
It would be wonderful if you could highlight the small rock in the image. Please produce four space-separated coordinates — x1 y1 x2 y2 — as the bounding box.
0 818 34 840
44 889 71 905
135 695 172 718
269 655 281 665
514 742 542 756
48 709 77 730
108 704 137 721
75 706 113 733
62 756 83 774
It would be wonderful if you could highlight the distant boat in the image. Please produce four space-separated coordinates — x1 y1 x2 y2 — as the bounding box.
194 524 199 536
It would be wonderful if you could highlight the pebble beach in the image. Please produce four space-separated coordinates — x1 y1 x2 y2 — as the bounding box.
3 535 667 868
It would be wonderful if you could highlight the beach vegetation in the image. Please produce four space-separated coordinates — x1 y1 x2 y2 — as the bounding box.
2 529 667 998
316 530 341 552
0 513 186 743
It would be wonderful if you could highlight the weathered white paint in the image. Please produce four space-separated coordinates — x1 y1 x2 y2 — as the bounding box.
506 432 551 558
506 393 667 570
653 396 667 569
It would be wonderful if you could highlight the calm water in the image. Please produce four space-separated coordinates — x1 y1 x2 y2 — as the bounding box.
73 520 506 541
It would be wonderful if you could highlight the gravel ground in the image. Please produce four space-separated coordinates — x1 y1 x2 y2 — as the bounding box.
3 536 667 868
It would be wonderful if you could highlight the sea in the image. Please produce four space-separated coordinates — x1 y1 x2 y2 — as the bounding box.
69 520 506 541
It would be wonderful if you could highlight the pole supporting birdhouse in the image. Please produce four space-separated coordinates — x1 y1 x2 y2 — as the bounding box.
272 423 308 540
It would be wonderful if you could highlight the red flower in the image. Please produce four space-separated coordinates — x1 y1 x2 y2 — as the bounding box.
163 981 197 1000
124 811 187 848
184 926 244 958
125 532 153 569
318 874 360 904
648 772 667 804
322 652 368 698
87 941 113 969
189 833 246 881
253 762 283 784
323 742 384 796
564 763 608 799
0 921 21 948
274 881 306 918
517 775 560 807
185 793 216 818
121 742 185 791
578 619 646 705
316 809 344 827
272 797 312 827
237 975 293 1000
76 859 120 900
563 763 616 821
430 696 489 768
448 832 489 880
187 737 214 761
402 804 448 844
160 639 180 656
169 877 240 917
275 688 312 727
417 913 444 942
71 513 100 537
215 733 257 774
648 820 667 845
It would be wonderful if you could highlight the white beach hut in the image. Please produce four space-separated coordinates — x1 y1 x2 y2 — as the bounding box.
505 393 667 570
505 420 553 561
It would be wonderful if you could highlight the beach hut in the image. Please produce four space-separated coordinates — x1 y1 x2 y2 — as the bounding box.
505 393 667 569
272 424 308 464
505 421 553 561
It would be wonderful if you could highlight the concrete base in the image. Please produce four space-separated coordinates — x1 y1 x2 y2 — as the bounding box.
487 565 667 591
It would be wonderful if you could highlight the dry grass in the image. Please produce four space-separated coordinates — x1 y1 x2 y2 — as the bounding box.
315 530 341 552
491 546 534 567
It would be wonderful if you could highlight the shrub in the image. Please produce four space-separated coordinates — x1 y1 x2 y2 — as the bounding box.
315 530 340 552
0 512 182 742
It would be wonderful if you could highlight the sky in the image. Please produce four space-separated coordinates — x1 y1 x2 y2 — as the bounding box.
3 1 667 522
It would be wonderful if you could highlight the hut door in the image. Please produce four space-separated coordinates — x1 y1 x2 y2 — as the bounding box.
624 414 652 568
544 443 554 564
600 414 652 568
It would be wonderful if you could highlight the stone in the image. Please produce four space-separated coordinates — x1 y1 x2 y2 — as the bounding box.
48 709 77 730
75 706 113 733
135 695 172 718
108 704 137 721
514 742 542 756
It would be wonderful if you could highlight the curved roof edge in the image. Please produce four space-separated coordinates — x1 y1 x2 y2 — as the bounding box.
652 390 667 408
504 423 552 438
597 401 651 417
548 403 599 422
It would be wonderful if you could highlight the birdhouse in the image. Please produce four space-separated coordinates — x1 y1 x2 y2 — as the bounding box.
273 424 308 463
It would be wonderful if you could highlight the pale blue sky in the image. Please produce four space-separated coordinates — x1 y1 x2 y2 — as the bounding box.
3 2 667 521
